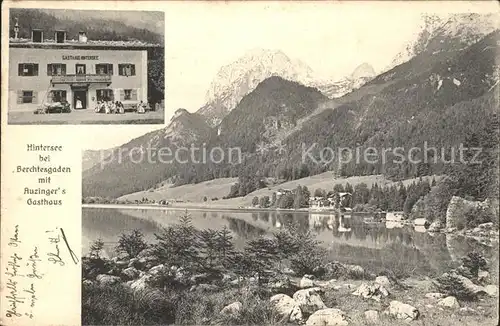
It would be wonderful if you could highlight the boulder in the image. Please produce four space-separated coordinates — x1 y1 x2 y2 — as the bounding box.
484 284 498 297
220 301 243 318
458 307 477 315
82 279 93 287
270 294 303 323
478 270 490 283
300 275 316 288
121 267 140 280
375 276 391 288
305 308 349 326
425 292 446 300
385 300 419 321
96 274 121 286
473 222 494 232
437 272 487 297
364 310 379 324
130 274 153 292
352 283 389 301
269 275 293 292
437 296 460 309
293 287 328 314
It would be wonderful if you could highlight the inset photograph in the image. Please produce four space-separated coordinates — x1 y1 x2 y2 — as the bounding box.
8 8 165 125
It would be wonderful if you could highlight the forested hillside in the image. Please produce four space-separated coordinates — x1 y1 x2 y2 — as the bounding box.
83 30 498 201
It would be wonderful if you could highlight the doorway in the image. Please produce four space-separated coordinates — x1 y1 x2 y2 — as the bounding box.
73 90 87 110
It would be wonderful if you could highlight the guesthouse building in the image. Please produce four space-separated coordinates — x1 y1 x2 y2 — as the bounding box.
9 25 161 112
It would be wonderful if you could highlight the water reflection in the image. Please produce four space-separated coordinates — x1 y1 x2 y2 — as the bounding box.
83 208 495 276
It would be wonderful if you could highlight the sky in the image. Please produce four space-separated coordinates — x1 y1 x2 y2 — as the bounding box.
20 1 494 150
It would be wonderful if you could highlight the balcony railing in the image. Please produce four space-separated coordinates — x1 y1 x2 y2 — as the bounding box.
51 74 112 84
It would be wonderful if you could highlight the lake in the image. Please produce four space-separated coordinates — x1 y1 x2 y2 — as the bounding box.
82 206 497 277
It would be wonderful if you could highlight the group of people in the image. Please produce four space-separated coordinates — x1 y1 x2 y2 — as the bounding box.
94 100 125 114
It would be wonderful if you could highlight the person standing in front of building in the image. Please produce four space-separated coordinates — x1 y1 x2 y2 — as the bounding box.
76 97 83 110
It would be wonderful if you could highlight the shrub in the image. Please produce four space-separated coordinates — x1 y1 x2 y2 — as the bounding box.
89 238 104 258
115 229 148 259
252 196 259 206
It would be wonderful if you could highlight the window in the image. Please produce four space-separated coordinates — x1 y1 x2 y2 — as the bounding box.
124 89 132 100
96 64 113 75
17 90 37 104
121 89 137 101
18 63 39 76
32 30 43 43
55 31 66 43
76 64 86 75
118 64 136 76
51 90 67 103
47 64 66 76
96 89 114 102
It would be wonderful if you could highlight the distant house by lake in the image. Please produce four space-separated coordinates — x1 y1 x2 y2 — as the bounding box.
386 211 405 221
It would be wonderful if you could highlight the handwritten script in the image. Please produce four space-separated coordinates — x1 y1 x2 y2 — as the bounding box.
2 225 78 321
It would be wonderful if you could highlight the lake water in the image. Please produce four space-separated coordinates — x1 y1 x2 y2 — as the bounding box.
82 207 497 276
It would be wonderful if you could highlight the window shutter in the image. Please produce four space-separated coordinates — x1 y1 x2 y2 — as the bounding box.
18 64 23 76
47 64 52 76
131 65 136 76
32 92 38 104
17 90 23 104
62 91 67 101
131 89 137 101
108 64 113 75
62 64 66 75
47 91 54 103
119 89 125 101
34 64 39 76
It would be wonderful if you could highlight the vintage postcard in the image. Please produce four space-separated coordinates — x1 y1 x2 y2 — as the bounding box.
2 1 500 326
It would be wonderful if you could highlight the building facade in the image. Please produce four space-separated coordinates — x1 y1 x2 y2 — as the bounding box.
9 30 158 112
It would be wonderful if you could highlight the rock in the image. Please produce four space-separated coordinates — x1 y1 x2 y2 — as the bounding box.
345 264 366 279
300 275 316 288
149 264 167 275
306 308 349 326
283 267 296 276
478 270 490 283
425 292 446 300
127 258 139 268
293 287 327 314
121 267 140 280
352 283 389 301
114 260 129 268
458 307 477 315
375 276 391 288
437 296 460 308
437 272 488 297
82 279 93 287
269 275 293 292
316 279 337 289
220 301 243 318
96 274 121 286
364 310 379 323
130 274 153 292
386 300 419 321
270 294 303 323
484 284 498 297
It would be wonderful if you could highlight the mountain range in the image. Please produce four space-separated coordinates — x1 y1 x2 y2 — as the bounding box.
83 13 499 199
197 49 376 126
